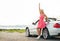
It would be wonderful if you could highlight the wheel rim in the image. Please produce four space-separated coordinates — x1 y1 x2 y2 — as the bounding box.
26 29 29 36
43 29 48 39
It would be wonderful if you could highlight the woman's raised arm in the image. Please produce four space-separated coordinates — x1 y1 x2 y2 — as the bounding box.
39 3 40 13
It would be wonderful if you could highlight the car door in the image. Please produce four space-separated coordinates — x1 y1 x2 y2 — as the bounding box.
29 20 38 34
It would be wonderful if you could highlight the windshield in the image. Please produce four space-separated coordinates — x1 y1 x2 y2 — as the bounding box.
48 18 56 21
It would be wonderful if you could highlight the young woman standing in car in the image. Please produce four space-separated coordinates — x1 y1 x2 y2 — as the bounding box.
36 3 48 39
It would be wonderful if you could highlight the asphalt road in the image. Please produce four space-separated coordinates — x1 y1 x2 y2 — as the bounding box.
0 32 60 41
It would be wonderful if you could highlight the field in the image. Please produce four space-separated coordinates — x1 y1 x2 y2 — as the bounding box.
0 29 25 33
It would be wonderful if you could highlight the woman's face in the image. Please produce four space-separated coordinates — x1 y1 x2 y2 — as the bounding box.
40 10 44 14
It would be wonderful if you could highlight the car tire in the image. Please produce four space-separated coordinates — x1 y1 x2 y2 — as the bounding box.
42 28 50 39
26 28 30 37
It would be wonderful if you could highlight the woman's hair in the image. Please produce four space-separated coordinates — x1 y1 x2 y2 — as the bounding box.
40 9 44 14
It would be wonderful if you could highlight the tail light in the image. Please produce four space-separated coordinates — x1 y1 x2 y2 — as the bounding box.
54 23 60 28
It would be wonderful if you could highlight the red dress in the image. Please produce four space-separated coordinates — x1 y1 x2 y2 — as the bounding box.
37 14 46 28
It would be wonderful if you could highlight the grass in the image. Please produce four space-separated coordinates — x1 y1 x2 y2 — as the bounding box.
0 29 25 33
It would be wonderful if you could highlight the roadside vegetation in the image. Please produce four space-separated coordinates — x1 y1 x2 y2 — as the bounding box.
0 29 25 33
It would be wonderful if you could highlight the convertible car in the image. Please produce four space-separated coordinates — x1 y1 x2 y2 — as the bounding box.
25 18 60 39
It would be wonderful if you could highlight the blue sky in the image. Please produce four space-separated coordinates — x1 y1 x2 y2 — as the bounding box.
0 0 60 25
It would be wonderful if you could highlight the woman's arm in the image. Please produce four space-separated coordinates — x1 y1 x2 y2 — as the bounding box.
39 3 40 13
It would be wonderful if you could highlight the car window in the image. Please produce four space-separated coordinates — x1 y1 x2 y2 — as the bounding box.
57 20 60 21
48 18 56 21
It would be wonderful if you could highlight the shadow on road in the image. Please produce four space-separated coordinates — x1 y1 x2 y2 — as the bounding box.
29 35 60 40
47 37 60 40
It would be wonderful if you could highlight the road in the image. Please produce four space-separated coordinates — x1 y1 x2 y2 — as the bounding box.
0 32 60 41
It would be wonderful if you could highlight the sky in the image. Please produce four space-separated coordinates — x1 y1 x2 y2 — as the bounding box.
0 0 60 25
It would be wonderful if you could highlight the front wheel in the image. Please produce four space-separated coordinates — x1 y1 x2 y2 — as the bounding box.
25 28 30 37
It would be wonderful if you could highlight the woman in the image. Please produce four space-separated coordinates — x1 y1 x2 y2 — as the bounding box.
36 3 48 39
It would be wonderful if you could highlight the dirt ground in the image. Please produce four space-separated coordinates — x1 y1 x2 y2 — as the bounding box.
0 32 60 41
0 32 37 41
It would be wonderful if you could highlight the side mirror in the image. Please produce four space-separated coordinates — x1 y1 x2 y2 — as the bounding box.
32 22 36 25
